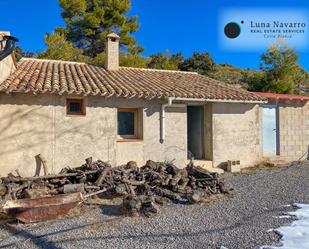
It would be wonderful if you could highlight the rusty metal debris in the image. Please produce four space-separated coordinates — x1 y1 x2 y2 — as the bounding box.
2 188 111 223
0 158 229 222
3 192 84 223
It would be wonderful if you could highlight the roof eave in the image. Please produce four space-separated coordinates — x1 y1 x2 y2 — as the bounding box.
172 97 267 104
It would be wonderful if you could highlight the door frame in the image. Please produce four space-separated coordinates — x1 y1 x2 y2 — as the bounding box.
187 105 205 160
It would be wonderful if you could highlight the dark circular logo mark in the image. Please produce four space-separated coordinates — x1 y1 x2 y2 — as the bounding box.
224 22 241 39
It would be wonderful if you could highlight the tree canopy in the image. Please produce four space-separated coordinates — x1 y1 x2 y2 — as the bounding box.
14 46 35 61
147 51 182 70
38 33 86 62
246 42 307 93
179 52 216 75
58 0 143 57
33 1 309 94
146 51 217 76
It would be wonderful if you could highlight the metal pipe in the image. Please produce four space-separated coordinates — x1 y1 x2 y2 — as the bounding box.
160 97 185 143
160 97 173 143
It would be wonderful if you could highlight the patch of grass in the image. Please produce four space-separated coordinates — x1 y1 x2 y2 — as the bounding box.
234 161 277 176
200 194 229 205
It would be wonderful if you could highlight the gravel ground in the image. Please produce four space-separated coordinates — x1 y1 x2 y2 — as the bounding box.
0 162 309 249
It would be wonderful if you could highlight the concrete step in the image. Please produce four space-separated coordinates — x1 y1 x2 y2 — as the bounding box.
193 160 213 168
191 160 225 174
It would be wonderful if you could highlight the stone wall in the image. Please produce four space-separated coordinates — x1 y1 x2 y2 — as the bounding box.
0 93 187 176
277 100 309 161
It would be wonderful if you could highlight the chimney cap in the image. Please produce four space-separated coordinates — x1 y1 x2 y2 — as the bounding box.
106 33 120 40
3 36 19 42
0 31 11 36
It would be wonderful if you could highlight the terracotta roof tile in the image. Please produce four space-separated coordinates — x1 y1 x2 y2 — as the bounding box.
254 92 309 101
1 58 264 102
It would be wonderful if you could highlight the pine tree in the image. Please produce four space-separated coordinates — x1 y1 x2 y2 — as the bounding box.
179 52 216 75
247 42 306 93
38 33 87 62
58 0 143 57
147 51 181 70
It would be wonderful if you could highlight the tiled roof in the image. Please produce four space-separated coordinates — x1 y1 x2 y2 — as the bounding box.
0 58 264 102
254 92 309 101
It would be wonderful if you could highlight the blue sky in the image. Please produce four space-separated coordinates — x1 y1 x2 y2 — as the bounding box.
2 0 309 70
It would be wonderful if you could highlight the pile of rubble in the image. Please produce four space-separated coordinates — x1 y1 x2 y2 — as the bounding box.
0 158 229 218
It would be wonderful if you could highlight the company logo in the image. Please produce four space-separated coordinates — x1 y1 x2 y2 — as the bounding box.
220 9 309 51
224 22 242 39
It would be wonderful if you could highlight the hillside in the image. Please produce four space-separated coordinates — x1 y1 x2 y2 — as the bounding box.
209 64 257 89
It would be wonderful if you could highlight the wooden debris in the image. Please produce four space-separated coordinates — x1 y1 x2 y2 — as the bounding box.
0 184 7 197
24 187 50 199
63 183 85 194
0 158 229 219
34 154 49 176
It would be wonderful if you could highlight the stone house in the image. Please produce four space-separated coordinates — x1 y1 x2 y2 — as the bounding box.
1 31 306 177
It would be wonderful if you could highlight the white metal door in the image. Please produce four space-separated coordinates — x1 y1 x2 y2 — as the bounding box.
262 105 277 155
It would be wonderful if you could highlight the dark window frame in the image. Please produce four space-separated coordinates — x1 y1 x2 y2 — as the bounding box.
66 98 86 116
117 108 139 139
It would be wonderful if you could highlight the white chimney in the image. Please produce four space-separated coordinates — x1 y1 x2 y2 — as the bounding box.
105 33 120 71
0 31 17 84
0 31 10 49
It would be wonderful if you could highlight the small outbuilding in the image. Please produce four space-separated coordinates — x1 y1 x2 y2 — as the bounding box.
255 92 309 162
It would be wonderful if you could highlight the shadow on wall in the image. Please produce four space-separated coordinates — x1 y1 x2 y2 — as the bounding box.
144 106 157 117
217 162 228 171
0 93 122 108
144 103 187 117
0 93 187 113
0 100 104 158
257 99 307 109
0 93 189 173
213 103 256 115
163 145 187 163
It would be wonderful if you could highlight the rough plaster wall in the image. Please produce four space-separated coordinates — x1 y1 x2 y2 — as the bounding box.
0 94 118 176
114 97 146 166
161 106 187 167
0 94 55 176
53 96 117 171
115 99 187 168
212 103 261 168
0 94 187 176
278 100 309 161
